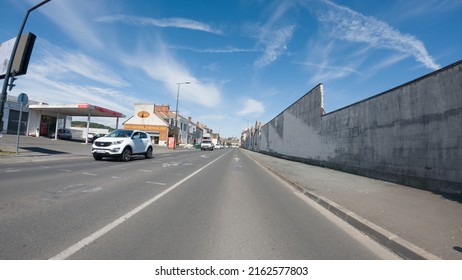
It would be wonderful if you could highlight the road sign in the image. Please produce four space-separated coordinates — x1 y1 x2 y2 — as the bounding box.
17 92 28 105
16 93 28 154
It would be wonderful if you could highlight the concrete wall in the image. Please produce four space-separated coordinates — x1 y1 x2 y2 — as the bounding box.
254 61 462 195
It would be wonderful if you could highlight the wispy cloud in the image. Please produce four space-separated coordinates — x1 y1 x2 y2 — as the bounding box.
35 42 129 87
298 40 363 84
96 15 223 35
367 53 409 73
301 61 362 83
254 24 296 68
170 45 258 54
36 0 105 50
314 0 440 70
237 98 265 116
240 1 296 68
13 68 139 118
394 0 462 19
123 41 221 108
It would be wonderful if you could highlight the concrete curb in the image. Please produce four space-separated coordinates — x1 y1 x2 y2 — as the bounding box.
247 153 441 260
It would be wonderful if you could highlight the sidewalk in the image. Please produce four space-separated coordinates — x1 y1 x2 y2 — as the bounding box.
242 149 462 260
0 134 190 163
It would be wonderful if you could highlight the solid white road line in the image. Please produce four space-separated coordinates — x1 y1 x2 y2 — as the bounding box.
49 149 232 260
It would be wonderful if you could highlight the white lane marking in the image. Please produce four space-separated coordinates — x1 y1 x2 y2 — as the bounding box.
5 169 21 173
59 169 72 172
234 157 240 161
82 172 97 176
146 181 166 186
139 170 152 173
50 149 232 260
82 187 103 193
111 176 128 180
110 164 127 169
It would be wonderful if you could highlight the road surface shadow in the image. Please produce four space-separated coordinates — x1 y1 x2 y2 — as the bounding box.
22 147 68 155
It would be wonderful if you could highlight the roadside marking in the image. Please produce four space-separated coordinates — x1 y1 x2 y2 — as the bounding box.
50 149 232 260
146 181 166 186
5 169 21 173
82 187 103 193
110 164 127 169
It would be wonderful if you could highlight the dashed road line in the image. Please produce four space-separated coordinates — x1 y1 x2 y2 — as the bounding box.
50 149 232 260
146 181 166 186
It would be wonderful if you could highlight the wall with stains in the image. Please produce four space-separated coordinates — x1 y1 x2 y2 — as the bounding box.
256 61 462 194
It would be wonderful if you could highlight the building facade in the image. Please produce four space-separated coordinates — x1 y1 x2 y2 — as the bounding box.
123 103 169 145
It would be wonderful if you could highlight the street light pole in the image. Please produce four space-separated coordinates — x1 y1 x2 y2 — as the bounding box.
0 0 52 136
174 81 190 148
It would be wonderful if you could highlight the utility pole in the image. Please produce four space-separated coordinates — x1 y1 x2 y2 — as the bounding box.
174 81 190 148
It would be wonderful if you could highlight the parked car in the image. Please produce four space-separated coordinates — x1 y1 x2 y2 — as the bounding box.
91 129 153 161
89 133 106 143
50 129 72 140
200 140 214 151
87 133 95 142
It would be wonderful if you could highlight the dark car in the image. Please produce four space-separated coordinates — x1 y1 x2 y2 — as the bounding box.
90 133 107 142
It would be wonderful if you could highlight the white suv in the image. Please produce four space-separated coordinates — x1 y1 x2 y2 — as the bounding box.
200 140 214 151
92 129 153 161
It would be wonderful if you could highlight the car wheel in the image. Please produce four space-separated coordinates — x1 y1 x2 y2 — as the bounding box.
145 146 153 159
121 147 132 162
93 154 103 160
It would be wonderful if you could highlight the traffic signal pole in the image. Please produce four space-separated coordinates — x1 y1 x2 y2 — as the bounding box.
0 0 51 136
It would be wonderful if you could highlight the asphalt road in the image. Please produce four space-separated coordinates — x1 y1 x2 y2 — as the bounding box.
0 148 398 259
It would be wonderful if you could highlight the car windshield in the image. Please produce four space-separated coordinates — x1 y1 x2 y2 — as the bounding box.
106 130 133 138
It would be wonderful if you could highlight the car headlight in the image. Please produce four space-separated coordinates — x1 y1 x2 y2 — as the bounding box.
112 140 123 145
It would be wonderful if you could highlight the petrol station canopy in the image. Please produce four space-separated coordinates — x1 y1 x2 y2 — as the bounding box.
28 103 126 118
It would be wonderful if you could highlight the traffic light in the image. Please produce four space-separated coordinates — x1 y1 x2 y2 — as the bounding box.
8 71 17 91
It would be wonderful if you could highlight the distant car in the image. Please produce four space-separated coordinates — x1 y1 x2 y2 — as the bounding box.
50 129 72 140
87 133 95 142
200 140 214 151
92 129 153 161
89 133 106 143
215 143 222 149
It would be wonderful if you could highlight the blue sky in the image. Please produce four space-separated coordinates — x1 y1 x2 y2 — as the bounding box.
1 0 461 138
